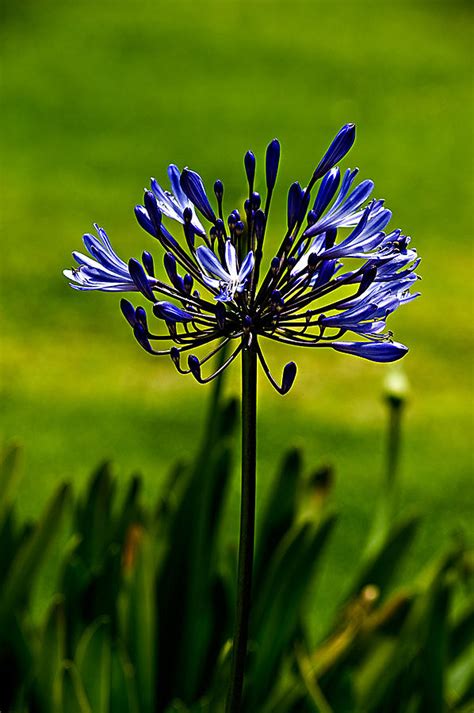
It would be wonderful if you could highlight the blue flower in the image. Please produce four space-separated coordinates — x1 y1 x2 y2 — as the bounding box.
196 241 255 301
150 164 206 234
63 224 156 294
65 125 420 393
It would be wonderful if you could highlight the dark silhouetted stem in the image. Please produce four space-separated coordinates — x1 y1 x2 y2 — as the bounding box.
226 342 257 713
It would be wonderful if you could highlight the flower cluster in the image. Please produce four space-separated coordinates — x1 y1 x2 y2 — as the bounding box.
64 125 420 394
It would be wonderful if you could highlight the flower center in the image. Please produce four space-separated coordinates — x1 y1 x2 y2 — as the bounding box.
220 277 241 300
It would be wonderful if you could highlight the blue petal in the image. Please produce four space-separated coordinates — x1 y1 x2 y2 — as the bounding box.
188 354 201 378
82 235 128 277
254 209 266 240
135 204 158 237
201 274 221 291
313 124 356 180
312 168 340 220
89 228 127 268
281 361 297 394
135 306 148 327
196 245 230 281
238 251 255 282
331 341 408 362
320 206 392 259
334 179 374 217
144 191 163 233
214 180 224 202
153 301 195 322
128 258 155 301
180 168 216 223
305 177 375 237
167 164 188 207
164 252 177 280
266 138 281 192
287 182 304 231
120 298 137 326
332 168 359 210
150 178 183 222
142 251 155 277
225 240 238 277
131 323 152 353
357 207 392 237
68 281 137 292
245 150 256 189
72 251 115 274
311 259 338 288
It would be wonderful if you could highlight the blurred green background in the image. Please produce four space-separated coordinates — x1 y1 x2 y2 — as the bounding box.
1 0 472 637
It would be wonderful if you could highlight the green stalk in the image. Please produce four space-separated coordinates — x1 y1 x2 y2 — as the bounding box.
226 342 257 713
386 396 403 492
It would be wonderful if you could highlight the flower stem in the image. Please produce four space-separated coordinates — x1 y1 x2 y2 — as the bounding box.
226 341 257 713
387 397 403 490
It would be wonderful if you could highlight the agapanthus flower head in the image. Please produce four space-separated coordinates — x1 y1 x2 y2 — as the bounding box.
64 124 420 394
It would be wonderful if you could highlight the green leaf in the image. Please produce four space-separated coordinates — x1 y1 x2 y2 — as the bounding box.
0 509 19 581
75 462 116 568
0 443 22 522
449 600 474 662
448 652 474 711
163 702 190 712
299 465 334 524
0 613 34 713
345 513 421 603
417 572 451 712
60 549 91 650
156 388 236 707
447 598 474 707
124 530 156 713
76 617 111 713
249 514 336 705
0 483 71 626
37 596 67 711
258 659 315 713
110 644 139 713
115 474 143 542
355 545 464 713
87 543 122 623
55 662 92 713
253 448 302 591
453 700 474 713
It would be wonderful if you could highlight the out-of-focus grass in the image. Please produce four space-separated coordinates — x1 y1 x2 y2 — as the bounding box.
1 0 472 638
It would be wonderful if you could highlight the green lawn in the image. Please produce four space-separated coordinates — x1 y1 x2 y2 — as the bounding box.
1 0 472 639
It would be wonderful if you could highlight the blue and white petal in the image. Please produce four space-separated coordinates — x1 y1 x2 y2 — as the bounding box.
196 245 232 282
64 226 156 294
196 241 254 302
238 251 255 283
225 240 239 279
150 166 205 234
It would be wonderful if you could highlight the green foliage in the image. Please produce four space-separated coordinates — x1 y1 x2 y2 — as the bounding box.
1 2 473 618
0 384 472 712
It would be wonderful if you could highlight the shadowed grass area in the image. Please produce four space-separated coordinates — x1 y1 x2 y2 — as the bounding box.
1 0 472 636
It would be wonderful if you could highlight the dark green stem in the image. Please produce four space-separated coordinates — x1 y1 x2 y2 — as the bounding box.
226 342 257 713
387 398 403 492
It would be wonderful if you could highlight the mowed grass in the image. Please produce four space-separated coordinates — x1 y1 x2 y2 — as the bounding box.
1 0 472 638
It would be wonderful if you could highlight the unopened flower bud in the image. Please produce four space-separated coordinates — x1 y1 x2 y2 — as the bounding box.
384 367 409 407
